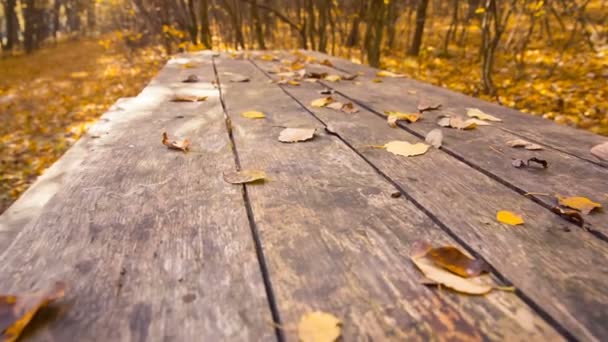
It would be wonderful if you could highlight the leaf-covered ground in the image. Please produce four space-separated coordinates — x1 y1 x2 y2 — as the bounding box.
0 38 167 213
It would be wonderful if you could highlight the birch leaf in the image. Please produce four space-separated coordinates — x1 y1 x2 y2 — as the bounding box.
556 195 602 214
385 111 421 128
425 129 443 148
324 74 342 82
385 141 430 157
278 128 316 143
171 94 208 102
1 282 66 342
506 139 543 150
298 311 342 342
241 111 265 119
223 170 266 184
590 142 608 161
466 108 502 122
311 96 334 107
376 70 405 78
496 210 525 225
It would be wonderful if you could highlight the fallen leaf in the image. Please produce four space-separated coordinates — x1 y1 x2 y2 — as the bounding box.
506 139 543 150
324 74 341 82
425 129 443 148
590 142 608 161
496 210 524 225
287 79 300 86
341 102 359 114
410 244 492 295
1 281 66 342
290 61 306 71
551 207 584 227
241 111 265 119
385 111 420 127
391 191 402 198
223 170 266 184
556 195 602 214
297 311 342 342
372 78 383 83
162 132 190 152
319 88 334 95
319 59 334 67
527 157 548 168
342 74 358 81
229 74 249 82
278 128 316 143
326 102 344 110
417 102 442 112
466 108 502 122
439 117 477 130
466 118 492 126
181 62 198 69
182 74 199 83
305 71 328 79
376 70 406 78
437 117 451 127
311 96 334 107
259 54 276 61
171 94 208 102
424 245 489 278
385 141 430 157
512 159 526 168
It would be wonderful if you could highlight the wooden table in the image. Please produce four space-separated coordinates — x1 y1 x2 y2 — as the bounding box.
1 50 607 341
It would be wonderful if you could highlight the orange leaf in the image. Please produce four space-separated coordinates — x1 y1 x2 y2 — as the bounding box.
162 132 190 152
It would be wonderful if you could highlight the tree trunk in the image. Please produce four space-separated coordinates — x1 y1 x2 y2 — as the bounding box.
316 0 329 52
186 0 199 44
4 0 18 50
345 0 365 47
408 0 429 56
250 0 266 49
199 0 212 48
363 0 385 67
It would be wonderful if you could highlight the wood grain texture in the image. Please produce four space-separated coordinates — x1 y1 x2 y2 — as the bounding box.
215 55 561 341
289 51 608 234
301 50 608 167
0 53 275 341
252 56 608 341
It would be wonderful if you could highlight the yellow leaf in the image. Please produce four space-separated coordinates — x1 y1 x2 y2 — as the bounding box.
506 139 543 150
259 54 276 61
297 311 342 342
171 94 208 102
372 78 383 83
287 80 301 86
475 7 486 14
385 141 430 157
557 195 602 214
278 128 316 143
376 70 405 78
223 170 266 184
241 111 266 119
496 210 524 225
466 108 502 122
385 111 421 127
324 74 341 82
311 96 334 107
1 282 66 342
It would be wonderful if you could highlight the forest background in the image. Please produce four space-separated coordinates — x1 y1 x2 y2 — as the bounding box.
0 0 607 213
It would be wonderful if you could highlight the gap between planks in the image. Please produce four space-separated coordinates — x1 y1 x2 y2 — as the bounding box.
248 57 579 342
212 56 286 342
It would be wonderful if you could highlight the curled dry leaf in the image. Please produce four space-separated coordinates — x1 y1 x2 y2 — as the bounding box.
298 311 342 342
385 111 421 128
496 210 524 225
466 108 502 122
527 157 548 168
385 141 430 157
438 117 477 130
326 102 344 110
342 74 359 81
311 96 334 108
410 242 492 295
324 74 341 82
556 195 602 214
551 207 585 227
417 101 442 113
229 74 249 82
327 102 359 113
258 54 276 61
590 142 608 162
507 139 543 150
171 94 208 102
414 242 490 278
1 281 66 342
162 132 190 152
241 111 265 119
512 159 527 168
278 128 316 143
182 74 199 83
376 70 406 78
425 129 443 148
223 170 266 184
319 88 334 95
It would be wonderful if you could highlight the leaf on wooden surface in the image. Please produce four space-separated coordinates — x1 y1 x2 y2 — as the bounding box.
417 101 442 113
229 74 250 82
385 111 420 127
305 71 328 79
171 94 208 102
438 117 477 130
287 79 300 86
551 207 585 227
290 61 306 71
590 142 608 161
326 102 344 110
466 118 492 126
506 139 543 150
162 132 190 152
278 128 316 143
425 129 443 148
319 88 334 95
311 96 334 107
341 102 359 114
297 311 342 342
425 245 489 278
319 59 334 67
181 62 198 69
372 78 383 83
466 108 502 122
410 242 492 295
342 74 358 81
527 157 548 168
324 74 342 82
259 54 276 61
223 170 266 184
182 74 199 83
241 111 265 119
1 281 66 342
511 159 526 168
496 210 524 225
376 70 406 78
385 141 430 157
556 195 602 214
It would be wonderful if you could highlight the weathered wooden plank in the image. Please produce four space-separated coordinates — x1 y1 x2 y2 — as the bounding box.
252 56 608 341
301 50 608 167
0 53 275 341
214 55 561 341
285 51 608 235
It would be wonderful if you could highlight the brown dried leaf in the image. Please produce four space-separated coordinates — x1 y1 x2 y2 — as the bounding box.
551 207 585 227
162 132 190 152
426 246 490 278
385 111 421 127
506 139 543 150
319 59 334 67
182 74 199 83
417 101 442 112
1 282 66 342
